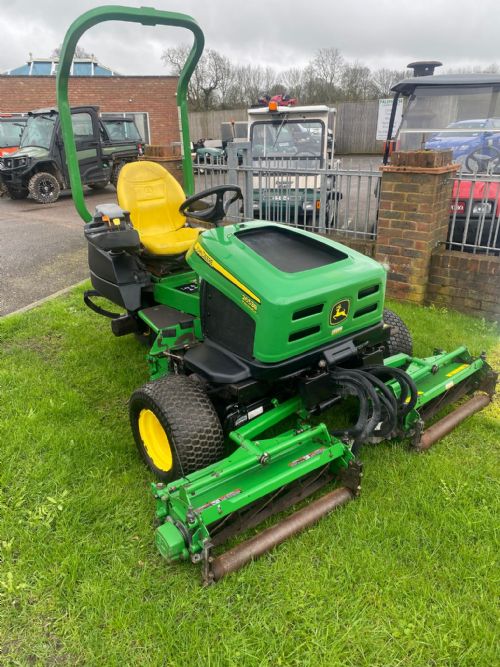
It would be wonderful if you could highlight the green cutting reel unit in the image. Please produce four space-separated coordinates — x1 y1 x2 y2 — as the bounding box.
57 6 497 584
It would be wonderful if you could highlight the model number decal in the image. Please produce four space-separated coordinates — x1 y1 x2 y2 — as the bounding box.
289 448 325 467
242 294 258 312
195 489 241 513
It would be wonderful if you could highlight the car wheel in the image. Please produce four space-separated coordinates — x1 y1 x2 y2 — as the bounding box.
28 172 61 204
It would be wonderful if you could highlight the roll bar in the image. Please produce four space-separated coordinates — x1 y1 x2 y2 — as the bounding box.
56 5 204 222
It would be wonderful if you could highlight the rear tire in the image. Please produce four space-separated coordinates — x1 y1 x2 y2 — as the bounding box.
111 162 125 188
383 308 413 357
28 172 60 204
129 374 225 481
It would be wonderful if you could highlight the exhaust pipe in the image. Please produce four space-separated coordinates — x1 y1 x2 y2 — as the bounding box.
417 393 492 451
209 486 354 582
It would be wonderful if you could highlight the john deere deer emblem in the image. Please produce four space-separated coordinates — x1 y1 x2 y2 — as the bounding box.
330 299 350 325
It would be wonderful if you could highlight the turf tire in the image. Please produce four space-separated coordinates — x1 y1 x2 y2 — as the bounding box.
29 172 60 204
383 308 413 357
111 161 125 188
129 374 225 481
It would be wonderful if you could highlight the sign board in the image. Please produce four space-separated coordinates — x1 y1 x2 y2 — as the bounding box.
376 97 403 141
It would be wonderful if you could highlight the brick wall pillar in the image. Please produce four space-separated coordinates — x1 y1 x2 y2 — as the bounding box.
375 150 459 304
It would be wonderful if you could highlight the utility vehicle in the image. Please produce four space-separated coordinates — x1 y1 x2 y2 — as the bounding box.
0 115 26 157
248 103 336 225
0 106 142 202
57 7 496 584
384 73 500 253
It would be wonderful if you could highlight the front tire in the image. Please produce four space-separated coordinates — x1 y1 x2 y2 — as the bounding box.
28 172 60 204
383 308 413 357
129 375 225 481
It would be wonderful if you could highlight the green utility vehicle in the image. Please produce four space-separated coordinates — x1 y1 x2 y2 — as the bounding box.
0 106 142 203
57 6 496 584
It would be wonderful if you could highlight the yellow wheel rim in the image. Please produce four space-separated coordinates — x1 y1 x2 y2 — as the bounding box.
138 409 173 472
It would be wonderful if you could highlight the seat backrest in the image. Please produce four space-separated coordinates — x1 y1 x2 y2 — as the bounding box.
117 161 186 236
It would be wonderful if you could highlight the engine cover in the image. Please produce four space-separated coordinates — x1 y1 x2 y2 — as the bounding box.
187 222 386 364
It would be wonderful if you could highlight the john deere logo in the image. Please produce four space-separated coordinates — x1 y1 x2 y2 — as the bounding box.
330 299 350 325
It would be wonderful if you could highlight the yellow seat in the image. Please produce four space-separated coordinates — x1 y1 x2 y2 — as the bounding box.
117 161 199 256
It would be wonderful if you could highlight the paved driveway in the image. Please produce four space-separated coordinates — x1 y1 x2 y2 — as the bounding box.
0 186 117 316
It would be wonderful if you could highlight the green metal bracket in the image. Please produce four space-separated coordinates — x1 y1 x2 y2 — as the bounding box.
56 5 204 222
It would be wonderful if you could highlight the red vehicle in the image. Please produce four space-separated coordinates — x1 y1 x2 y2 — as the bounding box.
0 116 26 156
449 177 500 250
257 93 297 107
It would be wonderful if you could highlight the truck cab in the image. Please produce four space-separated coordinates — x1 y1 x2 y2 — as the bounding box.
247 104 336 225
0 106 142 203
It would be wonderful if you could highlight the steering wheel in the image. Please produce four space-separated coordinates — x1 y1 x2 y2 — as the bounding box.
465 145 500 174
179 185 243 226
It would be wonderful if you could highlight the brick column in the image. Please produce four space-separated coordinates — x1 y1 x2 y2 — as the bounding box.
375 150 459 304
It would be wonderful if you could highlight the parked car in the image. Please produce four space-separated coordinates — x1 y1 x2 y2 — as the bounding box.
425 118 500 170
0 106 142 202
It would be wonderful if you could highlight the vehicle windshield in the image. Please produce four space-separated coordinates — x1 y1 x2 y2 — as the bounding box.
250 120 323 159
21 114 56 149
0 120 24 148
395 84 500 150
102 119 142 141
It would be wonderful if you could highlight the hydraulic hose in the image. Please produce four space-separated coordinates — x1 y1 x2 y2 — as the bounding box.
329 364 419 453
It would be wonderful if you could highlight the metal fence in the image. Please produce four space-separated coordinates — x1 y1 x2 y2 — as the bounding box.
449 169 500 255
194 146 500 256
194 145 381 239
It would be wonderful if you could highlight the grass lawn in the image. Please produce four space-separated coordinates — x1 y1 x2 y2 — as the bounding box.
0 286 499 666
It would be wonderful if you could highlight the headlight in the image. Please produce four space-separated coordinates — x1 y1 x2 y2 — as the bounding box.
303 202 314 211
16 157 28 167
472 202 492 216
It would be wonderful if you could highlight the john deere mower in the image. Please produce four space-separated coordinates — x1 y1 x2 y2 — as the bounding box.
57 7 497 584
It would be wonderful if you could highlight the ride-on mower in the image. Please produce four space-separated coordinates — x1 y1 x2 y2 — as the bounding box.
57 7 497 585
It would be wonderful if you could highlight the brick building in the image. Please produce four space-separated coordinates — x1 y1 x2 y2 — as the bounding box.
0 61 180 148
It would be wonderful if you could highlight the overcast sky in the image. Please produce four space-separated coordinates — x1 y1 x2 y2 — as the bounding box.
1 0 499 76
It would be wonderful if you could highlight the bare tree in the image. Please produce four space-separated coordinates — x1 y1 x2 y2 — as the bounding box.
163 45 233 110
341 61 376 101
51 44 93 59
371 68 408 97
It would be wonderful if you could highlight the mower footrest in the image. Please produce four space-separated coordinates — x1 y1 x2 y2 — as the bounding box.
184 340 250 383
